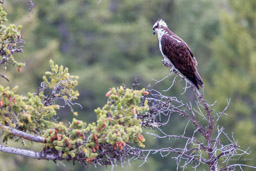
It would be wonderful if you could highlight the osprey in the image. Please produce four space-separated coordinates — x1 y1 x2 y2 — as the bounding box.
153 19 203 89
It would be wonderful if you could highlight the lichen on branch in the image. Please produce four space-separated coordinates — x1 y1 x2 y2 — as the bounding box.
43 86 149 164
41 59 79 102
0 60 80 143
0 3 24 73
1 56 150 165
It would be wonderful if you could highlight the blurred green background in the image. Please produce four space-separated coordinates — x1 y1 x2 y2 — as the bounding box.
1 0 256 170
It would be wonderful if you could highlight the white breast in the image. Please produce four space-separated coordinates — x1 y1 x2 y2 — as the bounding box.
157 30 173 65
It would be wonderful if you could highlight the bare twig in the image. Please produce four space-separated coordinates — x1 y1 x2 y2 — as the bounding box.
0 73 9 82
140 64 254 170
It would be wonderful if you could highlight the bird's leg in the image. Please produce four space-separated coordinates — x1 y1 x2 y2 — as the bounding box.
161 59 178 73
161 59 172 68
161 59 168 67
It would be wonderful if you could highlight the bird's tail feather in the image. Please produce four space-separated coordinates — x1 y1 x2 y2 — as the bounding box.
194 72 203 89
187 72 203 90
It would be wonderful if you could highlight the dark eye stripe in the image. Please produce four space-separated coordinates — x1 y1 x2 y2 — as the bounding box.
153 23 159 29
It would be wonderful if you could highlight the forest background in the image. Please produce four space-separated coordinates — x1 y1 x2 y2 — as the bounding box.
1 0 256 170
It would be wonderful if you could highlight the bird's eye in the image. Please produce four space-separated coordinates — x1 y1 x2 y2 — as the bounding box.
153 22 159 30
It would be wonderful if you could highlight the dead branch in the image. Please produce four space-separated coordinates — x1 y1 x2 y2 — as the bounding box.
142 65 255 170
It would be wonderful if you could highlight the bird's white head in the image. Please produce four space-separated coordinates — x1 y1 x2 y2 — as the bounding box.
152 19 168 35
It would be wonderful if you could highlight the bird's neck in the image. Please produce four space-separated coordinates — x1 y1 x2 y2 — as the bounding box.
157 27 182 44
157 28 168 40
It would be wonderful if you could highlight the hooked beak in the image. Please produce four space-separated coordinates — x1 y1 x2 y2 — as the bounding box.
153 30 156 35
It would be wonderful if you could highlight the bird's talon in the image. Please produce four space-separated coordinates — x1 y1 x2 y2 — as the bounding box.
162 60 169 67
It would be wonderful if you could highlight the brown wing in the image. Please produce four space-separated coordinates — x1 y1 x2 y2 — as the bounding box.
161 34 203 89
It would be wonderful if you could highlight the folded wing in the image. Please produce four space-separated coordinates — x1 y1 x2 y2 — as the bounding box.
161 34 203 89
